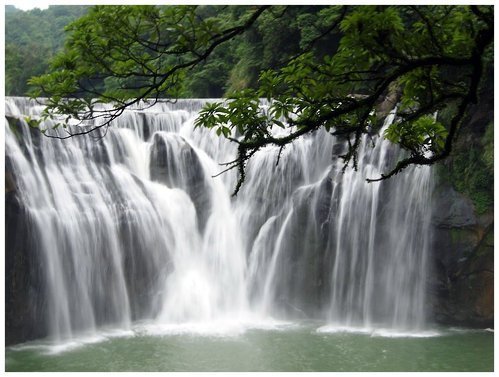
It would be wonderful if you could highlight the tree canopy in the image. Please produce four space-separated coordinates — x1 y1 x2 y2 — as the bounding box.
28 5 493 194
5 5 88 96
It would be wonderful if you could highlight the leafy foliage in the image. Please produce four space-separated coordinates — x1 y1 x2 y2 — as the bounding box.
22 5 493 193
451 146 493 214
384 116 447 155
446 120 494 214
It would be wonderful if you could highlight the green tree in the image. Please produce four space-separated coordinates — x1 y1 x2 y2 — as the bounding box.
5 5 88 95
28 5 493 193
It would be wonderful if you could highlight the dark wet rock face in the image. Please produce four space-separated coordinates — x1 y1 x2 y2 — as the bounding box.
429 181 494 328
5 190 48 345
150 133 212 232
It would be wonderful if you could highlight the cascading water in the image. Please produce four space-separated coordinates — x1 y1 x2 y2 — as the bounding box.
5 96 433 345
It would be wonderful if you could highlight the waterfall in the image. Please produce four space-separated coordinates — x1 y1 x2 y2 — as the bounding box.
5 97 433 344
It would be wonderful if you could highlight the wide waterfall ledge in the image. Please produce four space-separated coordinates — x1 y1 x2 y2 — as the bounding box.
7 96 435 348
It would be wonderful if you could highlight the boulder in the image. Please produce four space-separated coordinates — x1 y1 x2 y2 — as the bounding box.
432 187 477 228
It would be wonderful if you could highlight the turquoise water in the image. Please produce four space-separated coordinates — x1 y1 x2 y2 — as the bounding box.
6 322 493 372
